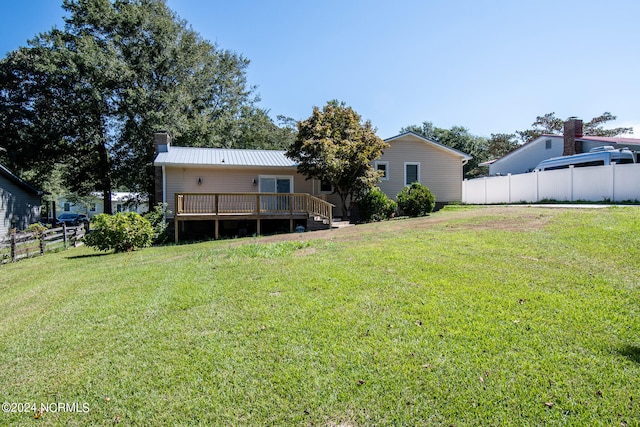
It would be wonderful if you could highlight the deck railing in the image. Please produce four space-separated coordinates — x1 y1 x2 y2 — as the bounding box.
175 192 334 222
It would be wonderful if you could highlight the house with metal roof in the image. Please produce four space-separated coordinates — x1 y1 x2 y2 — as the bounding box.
153 131 471 241
1 163 44 235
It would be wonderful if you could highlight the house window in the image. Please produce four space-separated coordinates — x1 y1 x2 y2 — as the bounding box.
117 204 123 213
375 161 389 180
320 180 332 192
404 162 420 186
545 139 552 149
89 203 96 212
63 202 71 212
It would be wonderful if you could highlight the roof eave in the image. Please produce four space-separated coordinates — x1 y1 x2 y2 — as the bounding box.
385 131 473 160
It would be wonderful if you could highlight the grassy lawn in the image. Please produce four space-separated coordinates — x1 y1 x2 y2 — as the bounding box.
1 206 639 426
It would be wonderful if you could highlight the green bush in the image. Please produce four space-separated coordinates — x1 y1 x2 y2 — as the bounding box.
144 203 171 244
27 222 48 236
396 182 436 217
84 212 153 253
357 188 397 222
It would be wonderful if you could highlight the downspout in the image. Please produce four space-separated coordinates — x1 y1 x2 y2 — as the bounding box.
162 165 167 222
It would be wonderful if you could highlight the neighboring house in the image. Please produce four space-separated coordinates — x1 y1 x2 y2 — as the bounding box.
484 119 640 176
153 131 471 240
57 192 149 219
0 163 44 235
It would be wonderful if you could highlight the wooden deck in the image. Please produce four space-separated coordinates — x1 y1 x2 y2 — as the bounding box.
174 193 334 242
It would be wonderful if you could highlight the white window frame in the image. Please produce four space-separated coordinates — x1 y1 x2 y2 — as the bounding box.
404 162 420 186
375 161 389 180
258 175 294 193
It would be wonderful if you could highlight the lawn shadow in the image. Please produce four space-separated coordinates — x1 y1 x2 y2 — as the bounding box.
66 252 112 260
617 345 640 364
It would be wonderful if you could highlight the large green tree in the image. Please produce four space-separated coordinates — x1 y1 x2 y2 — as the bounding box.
486 133 520 159
287 101 387 218
516 112 633 143
0 0 289 212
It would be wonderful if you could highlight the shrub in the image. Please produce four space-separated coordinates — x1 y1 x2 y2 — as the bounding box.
27 223 48 236
144 203 171 244
84 212 153 253
357 188 397 222
396 182 436 217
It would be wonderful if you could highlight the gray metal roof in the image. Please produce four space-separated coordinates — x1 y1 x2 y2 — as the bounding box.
154 146 296 168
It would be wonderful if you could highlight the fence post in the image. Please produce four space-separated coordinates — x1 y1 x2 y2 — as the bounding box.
483 177 488 204
569 165 574 202
11 233 17 263
40 232 46 255
611 162 616 202
62 224 68 249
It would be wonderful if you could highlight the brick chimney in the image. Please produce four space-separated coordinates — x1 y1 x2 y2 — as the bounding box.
563 118 583 156
153 132 171 207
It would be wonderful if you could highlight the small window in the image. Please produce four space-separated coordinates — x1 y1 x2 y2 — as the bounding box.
404 163 420 186
117 204 123 213
320 180 332 192
545 139 552 149
375 161 389 180
89 203 96 212
63 202 71 212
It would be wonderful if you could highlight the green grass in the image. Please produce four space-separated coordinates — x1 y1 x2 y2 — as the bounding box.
1 206 639 426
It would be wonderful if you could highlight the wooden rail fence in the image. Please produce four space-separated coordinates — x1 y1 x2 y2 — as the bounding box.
0 224 86 265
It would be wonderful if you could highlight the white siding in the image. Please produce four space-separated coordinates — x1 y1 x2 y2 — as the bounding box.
490 136 564 176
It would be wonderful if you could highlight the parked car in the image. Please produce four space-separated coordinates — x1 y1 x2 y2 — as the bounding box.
56 213 90 227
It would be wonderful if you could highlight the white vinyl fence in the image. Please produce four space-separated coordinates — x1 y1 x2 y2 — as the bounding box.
463 164 640 204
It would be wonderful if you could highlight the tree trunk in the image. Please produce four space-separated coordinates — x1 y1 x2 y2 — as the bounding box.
97 139 113 215
102 188 112 215
340 193 349 219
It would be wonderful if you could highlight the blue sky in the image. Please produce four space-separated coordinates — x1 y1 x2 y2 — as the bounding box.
1 0 639 139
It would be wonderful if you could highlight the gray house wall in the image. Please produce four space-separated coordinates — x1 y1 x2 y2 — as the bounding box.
0 173 42 235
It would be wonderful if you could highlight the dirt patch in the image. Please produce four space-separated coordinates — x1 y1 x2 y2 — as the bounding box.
251 206 562 244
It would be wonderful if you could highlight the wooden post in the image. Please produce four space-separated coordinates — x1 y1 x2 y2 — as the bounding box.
290 219 294 233
174 217 179 243
11 233 17 263
214 219 219 240
40 232 46 255
256 218 261 236
62 224 68 249
256 194 260 213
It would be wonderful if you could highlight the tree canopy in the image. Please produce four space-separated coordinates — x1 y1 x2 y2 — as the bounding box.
286 101 387 218
400 122 488 178
516 112 633 143
0 0 292 212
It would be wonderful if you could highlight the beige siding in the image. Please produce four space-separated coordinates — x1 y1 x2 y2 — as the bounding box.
375 134 464 202
164 166 314 216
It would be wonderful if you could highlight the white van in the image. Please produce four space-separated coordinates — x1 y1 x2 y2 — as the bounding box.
534 146 636 172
